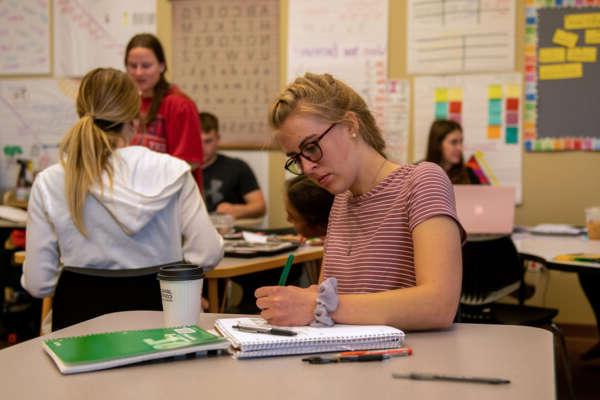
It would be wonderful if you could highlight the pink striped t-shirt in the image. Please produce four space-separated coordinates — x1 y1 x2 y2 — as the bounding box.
322 162 464 294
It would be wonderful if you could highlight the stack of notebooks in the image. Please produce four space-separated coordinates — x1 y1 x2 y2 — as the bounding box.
43 326 229 374
214 317 405 359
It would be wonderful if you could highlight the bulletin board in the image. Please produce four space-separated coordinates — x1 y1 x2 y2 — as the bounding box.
524 1 600 152
171 0 280 149
413 74 523 203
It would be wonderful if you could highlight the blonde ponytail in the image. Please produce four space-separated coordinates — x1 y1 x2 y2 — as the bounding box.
60 68 139 235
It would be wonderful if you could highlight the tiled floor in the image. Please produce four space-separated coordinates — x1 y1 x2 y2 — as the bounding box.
559 329 600 400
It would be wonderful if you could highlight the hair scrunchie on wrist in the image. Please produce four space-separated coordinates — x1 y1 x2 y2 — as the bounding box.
310 277 338 327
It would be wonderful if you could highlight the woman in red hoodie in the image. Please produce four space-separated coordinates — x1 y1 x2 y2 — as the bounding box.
124 33 204 189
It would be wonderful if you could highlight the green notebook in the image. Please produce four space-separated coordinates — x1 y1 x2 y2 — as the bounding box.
43 326 229 374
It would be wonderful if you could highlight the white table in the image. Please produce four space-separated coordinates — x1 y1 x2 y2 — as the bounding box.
0 311 555 400
512 232 600 273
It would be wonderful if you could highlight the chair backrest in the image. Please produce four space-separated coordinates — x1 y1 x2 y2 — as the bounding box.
460 235 523 305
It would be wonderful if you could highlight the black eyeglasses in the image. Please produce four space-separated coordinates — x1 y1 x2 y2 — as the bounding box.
284 123 337 175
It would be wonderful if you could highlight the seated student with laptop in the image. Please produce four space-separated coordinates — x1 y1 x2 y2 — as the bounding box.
425 119 484 184
21 68 223 330
255 73 465 330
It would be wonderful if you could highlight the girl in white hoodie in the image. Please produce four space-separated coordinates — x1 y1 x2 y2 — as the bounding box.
22 68 223 329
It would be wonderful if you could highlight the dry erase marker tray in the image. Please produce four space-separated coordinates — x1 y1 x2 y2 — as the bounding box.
223 240 298 258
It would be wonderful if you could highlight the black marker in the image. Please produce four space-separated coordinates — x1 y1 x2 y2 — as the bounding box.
392 372 510 385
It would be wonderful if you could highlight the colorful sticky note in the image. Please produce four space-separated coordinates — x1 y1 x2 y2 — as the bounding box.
505 85 521 98
435 102 448 119
506 112 519 125
585 29 600 44
489 113 502 126
539 63 583 80
505 127 519 145
506 98 519 111
487 126 501 140
449 101 462 113
565 13 600 30
567 47 597 62
552 29 579 48
435 88 448 102
489 99 502 114
539 47 566 63
449 114 461 124
447 88 462 101
488 85 502 99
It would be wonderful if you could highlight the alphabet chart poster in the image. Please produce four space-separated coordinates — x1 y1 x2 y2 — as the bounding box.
172 0 280 148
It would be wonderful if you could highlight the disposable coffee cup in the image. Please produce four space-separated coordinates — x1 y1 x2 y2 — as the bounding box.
585 207 600 240
157 264 204 327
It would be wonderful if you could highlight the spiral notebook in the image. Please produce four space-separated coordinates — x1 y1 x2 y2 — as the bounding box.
214 317 405 359
43 326 229 374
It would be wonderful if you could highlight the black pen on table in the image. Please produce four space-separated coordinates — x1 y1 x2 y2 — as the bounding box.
392 372 510 385
233 324 297 336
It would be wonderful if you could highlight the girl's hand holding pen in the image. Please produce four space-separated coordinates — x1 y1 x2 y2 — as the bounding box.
255 285 319 326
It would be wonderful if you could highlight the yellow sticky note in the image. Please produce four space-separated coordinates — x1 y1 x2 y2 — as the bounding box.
553 29 579 48
539 63 583 80
487 126 501 140
505 85 521 98
539 47 566 63
435 88 448 102
585 29 600 44
567 47 597 63
448 88 462 101
488 85 502 99
565 13 600 30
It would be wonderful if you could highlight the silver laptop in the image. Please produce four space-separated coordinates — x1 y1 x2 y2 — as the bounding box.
453 185 515 235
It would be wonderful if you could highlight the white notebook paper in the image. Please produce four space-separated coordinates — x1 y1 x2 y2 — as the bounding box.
214 317 405 359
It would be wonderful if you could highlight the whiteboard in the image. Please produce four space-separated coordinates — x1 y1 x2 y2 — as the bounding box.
413 74 523 203
54 0 156 77
0 0 51 75
0 79 79 188
407 0 515 74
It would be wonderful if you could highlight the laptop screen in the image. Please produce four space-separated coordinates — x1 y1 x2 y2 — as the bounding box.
453 185 516 235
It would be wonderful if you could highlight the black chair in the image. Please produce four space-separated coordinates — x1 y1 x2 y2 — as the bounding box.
459 236 574 400
52 266 163 331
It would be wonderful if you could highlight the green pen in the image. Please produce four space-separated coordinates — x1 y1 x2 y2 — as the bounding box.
278 254 295 286
574 257 600 264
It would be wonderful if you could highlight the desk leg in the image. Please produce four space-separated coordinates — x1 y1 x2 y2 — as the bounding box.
208 278 219 313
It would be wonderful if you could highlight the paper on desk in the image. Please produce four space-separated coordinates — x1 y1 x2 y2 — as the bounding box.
242 231 268 244
529 224 583 235
0 206 28 223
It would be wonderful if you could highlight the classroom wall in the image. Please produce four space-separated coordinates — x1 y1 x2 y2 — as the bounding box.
155 0 597 324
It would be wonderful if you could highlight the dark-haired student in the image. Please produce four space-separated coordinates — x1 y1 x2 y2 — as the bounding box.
285 175 333 240
125 33 204 188
425 119 483 184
